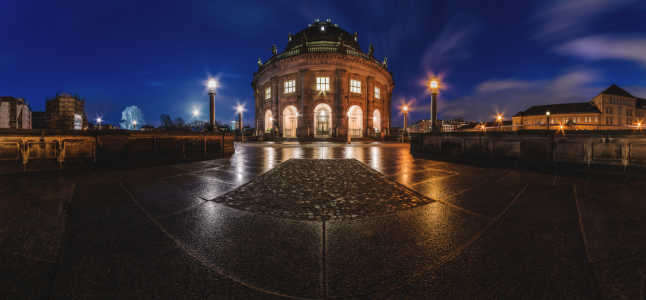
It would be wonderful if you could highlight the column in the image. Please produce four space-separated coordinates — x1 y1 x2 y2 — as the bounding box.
335 69 347 137
366 76 374 137
299 69 309 137
271 76 279 136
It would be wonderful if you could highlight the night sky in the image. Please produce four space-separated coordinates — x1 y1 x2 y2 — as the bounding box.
1 0 645 127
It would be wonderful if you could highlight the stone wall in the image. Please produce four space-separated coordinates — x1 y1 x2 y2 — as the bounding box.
410 130 646 170
0 129 235 173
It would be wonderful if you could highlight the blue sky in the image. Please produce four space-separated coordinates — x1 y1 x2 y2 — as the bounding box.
1 0 645 127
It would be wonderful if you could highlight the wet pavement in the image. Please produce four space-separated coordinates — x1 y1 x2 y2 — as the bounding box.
1 142 645 299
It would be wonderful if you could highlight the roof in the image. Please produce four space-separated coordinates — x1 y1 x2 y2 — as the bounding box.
637 98 646 109
515 102 601 117
284 20 362 52
601 84 635 98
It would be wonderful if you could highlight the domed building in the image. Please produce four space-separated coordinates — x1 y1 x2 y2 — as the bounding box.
252 19 395 138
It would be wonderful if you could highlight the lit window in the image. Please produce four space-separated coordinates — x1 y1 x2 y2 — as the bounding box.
316 77 329 91
321 26 325 31
618 118 622 125
265 88 271 100
619 107 622 115
284 80 295 93
351 80 361 93
595 116 598 122
374 87 380 99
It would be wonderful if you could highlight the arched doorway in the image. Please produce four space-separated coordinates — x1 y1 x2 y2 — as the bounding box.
264 110 273 134
348 105 363 137
313 103 332 138
373 109 381 133
283 106 298 138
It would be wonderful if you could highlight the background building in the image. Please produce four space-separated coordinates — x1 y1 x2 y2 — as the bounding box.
459 120 513 131
0 96 32 129
512 84 645 130
46 93 87 130
252 19 394 138
32 111 46 129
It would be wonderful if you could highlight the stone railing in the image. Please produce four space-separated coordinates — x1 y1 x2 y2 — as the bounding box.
410 131 646 171
0 129 235 173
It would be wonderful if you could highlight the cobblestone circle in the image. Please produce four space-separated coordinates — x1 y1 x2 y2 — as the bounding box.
213 158 435 221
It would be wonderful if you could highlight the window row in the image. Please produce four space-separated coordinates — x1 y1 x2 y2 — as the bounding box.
264 78 383 99
610 98 631 106
548 116 598 124
605 117 635 125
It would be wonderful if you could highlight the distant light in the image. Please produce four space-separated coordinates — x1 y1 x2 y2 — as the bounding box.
430 79 438 89
208 78 216 89
315 19 319 22
347 111 351 117
546 111 550 116
327 19 331 22
193 109 200 116
373 116 376 121
560 125 563 129
321 26 325 31
237 106 243 113
296 112 299 117
96 117 102 123
270 117 273 121
403 106 408 111
497 115 501 120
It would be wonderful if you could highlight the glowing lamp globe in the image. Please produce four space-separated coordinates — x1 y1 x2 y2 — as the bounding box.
430 80 438 89
497 116 502 120
546 111 550 116
208 78 216 89
403 106 408 111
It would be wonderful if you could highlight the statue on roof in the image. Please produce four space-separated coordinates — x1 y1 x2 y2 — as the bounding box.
258 57 262 67
301 34 308 46
383 57 388 68
338 33 346 46
269 44 277 56
368 43 374 56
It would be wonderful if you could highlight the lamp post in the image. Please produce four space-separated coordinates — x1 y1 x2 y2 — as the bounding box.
96 117 102 130
296 112 299 138
208 78 216 131
497 115 502 131
430 79 439 131
546 111 550 130
347 111 351 144
403 105 408 141
237 106 243 139
132 120 137 131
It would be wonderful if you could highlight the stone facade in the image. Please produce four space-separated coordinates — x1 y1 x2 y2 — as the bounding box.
251 20 394 138
0 96 32 129
512 84 646 131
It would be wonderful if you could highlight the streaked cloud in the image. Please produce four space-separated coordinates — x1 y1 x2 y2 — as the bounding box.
420 13 485 71
439 68 602 122
555 35 646 68
531 0 638 41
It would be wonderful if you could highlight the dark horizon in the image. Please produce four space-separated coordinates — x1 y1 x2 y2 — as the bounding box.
1 0 645 127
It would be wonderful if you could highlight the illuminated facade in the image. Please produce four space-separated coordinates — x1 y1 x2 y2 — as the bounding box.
251 19 395 138
0 96 31 129
512 85 646 130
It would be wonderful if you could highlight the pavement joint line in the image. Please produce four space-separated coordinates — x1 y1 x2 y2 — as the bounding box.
573 185 604 299
497 169 516 181
342 183 531 299
46 182 74 300
408 173 459 186
117 182 305 299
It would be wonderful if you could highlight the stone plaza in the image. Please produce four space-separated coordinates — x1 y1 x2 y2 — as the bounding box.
1 141 645 299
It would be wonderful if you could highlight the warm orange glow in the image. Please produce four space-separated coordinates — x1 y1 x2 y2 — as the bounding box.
430 79 438 89
403 106 408 111
560 125 563 129
497 115 502 120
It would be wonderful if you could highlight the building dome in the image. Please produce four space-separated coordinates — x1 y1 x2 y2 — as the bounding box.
285 20 361 52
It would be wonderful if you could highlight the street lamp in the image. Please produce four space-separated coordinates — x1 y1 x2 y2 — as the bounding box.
403 105 408 140
430 79 439 131
237 106 243 138
546 111 550 130
208 78 217 131
132 120 137 131
497 115 502 131
347 110 351 144
96 117 102 130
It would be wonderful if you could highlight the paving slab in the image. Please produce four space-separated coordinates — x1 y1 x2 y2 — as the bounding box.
192 168 256 186
410 173 494 202
0 181 73 262
0 250 56 300
371 222 598 299
439 179 527 218
389 169 456 186
499 184 580 230
325 202 491 298
575 183 646 263
120 179 204 218
161 173 237 201
156 202 323 299
592 253 646 300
